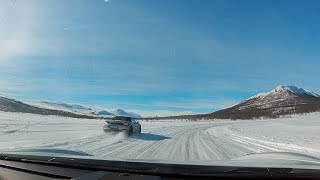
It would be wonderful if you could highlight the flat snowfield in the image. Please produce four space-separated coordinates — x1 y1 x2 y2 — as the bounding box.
0 111 320 161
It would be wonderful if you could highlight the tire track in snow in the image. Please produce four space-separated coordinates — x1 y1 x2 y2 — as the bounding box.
53 122 278 161
8 120 320 161
211 127 320 157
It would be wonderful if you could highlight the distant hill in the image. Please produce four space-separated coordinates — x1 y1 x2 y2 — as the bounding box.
143 85 320 120
24 101 142 118
2 85 319 120
206 85 320 119
0 96 142 118
109 109 143 118
0 96 98 119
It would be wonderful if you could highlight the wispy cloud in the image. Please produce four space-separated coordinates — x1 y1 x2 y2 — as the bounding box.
1 0 320 115
63 25 88 31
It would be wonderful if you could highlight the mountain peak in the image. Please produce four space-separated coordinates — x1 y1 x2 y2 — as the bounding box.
273 85 320 97
112 108 126 113
109 109 142 118
249 85 319 100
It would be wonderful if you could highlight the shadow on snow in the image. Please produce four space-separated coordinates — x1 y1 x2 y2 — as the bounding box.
129 133 171 141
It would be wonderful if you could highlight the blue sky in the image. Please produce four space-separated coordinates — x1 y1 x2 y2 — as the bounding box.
1 0 320 116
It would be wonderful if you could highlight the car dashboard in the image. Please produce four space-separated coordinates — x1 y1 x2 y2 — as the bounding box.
1 153 320 180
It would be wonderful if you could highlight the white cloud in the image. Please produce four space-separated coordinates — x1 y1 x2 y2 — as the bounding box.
0 1 47 61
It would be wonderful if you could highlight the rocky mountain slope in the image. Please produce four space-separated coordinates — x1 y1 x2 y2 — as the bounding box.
206 85 320 119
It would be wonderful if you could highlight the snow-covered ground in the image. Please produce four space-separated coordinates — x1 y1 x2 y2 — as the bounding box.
0 111 320 162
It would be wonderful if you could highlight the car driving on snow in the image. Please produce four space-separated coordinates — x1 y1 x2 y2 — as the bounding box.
103 116 141 135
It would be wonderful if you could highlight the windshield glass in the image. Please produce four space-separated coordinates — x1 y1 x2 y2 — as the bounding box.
1 0 320 168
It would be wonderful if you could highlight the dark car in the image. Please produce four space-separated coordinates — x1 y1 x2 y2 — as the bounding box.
103 116 141 135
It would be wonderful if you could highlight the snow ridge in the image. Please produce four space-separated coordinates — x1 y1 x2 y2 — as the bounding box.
249 85 320 100
276 85 320 97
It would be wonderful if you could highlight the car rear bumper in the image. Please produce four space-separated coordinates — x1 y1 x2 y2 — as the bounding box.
103 124 128 131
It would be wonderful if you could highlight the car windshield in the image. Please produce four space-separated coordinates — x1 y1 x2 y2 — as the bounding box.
113 117 131 121
1 0 320 169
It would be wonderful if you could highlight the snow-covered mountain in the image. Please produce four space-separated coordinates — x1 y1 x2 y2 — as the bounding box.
0 96 96 119
0 95 142 118
237 85 320 110
23 101 141 118
208 85 320 119
248 85 319 100
109 109 143 118
95 110 114 116
25 101 98 114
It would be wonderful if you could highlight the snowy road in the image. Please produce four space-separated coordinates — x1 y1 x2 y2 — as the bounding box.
1 112 320 161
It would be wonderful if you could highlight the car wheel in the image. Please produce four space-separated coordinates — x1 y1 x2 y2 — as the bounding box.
127 126 133 135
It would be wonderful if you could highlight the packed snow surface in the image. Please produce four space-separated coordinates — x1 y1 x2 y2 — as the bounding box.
0 111 320 161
